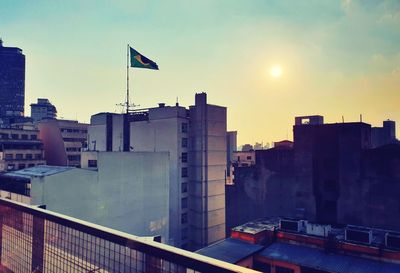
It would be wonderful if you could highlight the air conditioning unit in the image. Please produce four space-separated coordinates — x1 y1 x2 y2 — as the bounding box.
385 232 400 249
345 226 372 244
280 219 304 232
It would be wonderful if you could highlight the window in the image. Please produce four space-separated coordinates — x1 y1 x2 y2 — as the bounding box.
18 164 26 169
181 123 188 133
181 213 188 224
28 164 35 168
35 154 42 159
181 182 188 193
30 135 37 140
7 164 15 170
181 197 188 209
25 154 33 160
88 160 98 168
181 228 188 240
0 134 8 139
246 156 252 160
67 155 80 161
11 134 18 139
181 137 188 148
5 154 13 160
21 134 28 140
181 152 188 163
16 154 23 159
181 167 188 178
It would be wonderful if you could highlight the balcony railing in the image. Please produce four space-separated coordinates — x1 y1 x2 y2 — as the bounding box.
0 198 259 273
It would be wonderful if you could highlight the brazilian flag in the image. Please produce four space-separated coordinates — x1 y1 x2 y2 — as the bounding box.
130 47 159 70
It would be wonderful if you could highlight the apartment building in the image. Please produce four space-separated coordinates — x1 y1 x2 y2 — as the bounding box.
38 119 88 167
0 128 45 171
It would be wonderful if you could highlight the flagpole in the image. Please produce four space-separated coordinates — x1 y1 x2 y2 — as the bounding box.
126 44 130 114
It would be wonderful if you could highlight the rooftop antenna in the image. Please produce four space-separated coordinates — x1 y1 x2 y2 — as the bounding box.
360 114 363 122
0 38 3 47
342 116 344 123
176 97 179 106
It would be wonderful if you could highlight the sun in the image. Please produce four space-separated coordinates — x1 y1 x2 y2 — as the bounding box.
270 65 282 78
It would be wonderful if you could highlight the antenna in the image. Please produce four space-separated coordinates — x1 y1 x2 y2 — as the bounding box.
360 114 363 122
342 116 344 123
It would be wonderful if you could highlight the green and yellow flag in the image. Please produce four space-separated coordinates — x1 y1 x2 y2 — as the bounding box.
130 47 159 70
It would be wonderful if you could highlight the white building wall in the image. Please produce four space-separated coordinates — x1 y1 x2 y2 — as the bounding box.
130 106 188 247
30 152 170 242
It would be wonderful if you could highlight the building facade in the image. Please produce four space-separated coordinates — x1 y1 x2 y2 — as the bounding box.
0 152 170 242
30 98 57 123
0 128 45 171
227 115 400 232
0 39 26 127
87 93 227 250
38 119 88 167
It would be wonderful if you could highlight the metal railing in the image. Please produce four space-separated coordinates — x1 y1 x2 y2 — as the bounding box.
0 198 260 273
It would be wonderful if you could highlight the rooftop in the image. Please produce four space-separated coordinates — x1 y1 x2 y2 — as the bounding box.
4 165 75 178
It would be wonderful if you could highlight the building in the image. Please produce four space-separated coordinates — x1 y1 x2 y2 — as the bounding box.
199 217 400 273
0 151 170 241
30 98 57 123
232 151 256 167
87 92 227 250
226 131 238 185
0 128 45 171
0 39 26 127
241 144 254 152
371 120 397 148
189 93 227 250
227 115 400 232
38 119 88 167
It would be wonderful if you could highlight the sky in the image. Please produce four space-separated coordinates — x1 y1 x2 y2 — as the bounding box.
1 0 399 145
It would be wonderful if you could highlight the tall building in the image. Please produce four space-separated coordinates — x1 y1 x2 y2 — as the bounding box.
189 93 227 250
30 98 57 123
38 119 88 167
0 39 25 126
87 92 227 250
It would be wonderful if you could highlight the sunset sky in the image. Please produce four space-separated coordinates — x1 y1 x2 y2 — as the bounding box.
1 0 399 145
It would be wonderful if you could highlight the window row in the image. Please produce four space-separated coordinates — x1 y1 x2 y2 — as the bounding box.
4 153 43 160
0 133 37 140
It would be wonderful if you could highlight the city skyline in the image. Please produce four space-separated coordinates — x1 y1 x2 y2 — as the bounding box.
1 0 399 144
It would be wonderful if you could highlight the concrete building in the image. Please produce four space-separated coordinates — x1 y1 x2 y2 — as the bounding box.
0 39 25 127
189 93 227 250
227 115 400 232
0 128 45 171
0 151 170 241
38 119 88 167
226 131 237 185
87 93 227 250
30 98 57 123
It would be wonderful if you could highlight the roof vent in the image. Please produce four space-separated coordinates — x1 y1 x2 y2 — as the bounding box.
345 226 372 244
280 219 302 232
385 232 400 249
158 103 165 108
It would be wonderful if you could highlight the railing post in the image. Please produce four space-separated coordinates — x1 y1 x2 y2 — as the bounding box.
31 216 45 273
0 215 3 263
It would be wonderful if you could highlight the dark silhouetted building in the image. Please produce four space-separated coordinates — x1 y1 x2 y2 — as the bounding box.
227 115 400 233
372 120 397 148
0 39 25 127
